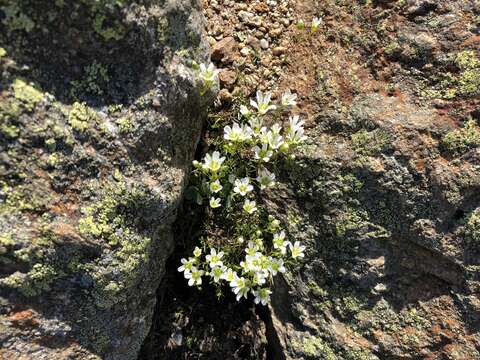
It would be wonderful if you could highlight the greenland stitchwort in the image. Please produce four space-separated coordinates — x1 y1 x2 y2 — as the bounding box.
180 65 308 305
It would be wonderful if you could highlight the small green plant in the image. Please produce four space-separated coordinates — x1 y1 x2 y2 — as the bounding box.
179 72 307 305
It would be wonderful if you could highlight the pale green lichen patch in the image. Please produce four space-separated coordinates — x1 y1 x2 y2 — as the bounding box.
77 182 154 308
351 129 392 156
68 102 99 132
301 336 337 359
0 263 59 297
12 78 44 111
442 119 480 156
465 208 480 244
422 50 480 99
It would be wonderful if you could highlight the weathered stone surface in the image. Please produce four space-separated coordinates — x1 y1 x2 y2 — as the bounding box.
0 0 213 359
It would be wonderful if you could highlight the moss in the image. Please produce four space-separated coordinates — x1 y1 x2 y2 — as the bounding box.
1 4 35 32
93 14 125 41
68 102 99 132
465 208 480 244
12 78 44 111
442 119 480 156
336 209 369 237
70 62 110 99
351 129 392 156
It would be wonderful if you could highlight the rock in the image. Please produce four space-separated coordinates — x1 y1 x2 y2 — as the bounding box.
272 46 287 56
260 39 269 49
219 69 237 90
218 88 233 103
267 93 480 359
211 36 237 63
0 1 215 359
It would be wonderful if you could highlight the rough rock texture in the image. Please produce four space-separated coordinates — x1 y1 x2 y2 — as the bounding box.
0 0 212 359
264 0 480 358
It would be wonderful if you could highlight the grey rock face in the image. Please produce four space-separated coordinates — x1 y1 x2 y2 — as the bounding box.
0 0 213 358
266 93 480 359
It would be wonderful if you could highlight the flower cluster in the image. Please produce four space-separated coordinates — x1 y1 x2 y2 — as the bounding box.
180 86 307 305
296 17 322 32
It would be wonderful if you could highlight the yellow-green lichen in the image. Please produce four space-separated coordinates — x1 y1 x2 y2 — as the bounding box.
77 182 153 308
465 208 480 244
351 129 392 156
442 119 480 156
456 50 480 96
301 336 337 359
12 78 44 111
0 48 7 58
0 263 58 297
116 117 133 134
68 102 99 132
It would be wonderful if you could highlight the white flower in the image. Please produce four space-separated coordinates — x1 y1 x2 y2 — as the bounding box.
286 115 307 144
267 130 284 149
254 144 273 162
224 122 253 142
198 63 220 84
241 253 258 272
273 231 288 255
233 177 254 196
281 90 297 107
271 123 282 134
243 199 257 214
240 105 252 118
245 243 259 256
221 268 238 282
268 258 286 275
209 180 223 193
202 151 225 172
289 241 306 259
252 271 268 286
230 276 250 301
178 257 196 273
253 288 272 305
205 248 224 268
193 247 202 257
256 167 276 190
250 90 277 115
311 17 322 32
210 266 225 283
249 116 264 133
209 197 221 208
184 267 204 286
